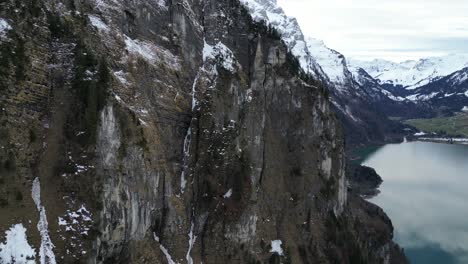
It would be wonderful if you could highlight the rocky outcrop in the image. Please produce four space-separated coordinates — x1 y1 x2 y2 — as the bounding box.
0 0 406 263
348 165 383 198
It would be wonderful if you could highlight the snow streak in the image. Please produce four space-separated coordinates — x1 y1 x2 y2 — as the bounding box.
32 178 57 264
153 233 176 264
186 222 197 264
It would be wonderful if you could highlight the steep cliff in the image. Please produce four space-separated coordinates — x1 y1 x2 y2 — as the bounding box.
0 0 406 263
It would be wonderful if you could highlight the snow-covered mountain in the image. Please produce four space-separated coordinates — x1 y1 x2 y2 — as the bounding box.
350 54 468 90
305 37 355 92
408 67 468 113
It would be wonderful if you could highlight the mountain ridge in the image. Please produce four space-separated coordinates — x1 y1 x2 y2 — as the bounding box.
350 54 468 90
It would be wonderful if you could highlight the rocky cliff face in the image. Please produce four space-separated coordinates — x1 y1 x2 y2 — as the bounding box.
0 0 405 263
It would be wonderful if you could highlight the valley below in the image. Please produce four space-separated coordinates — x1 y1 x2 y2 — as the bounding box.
404 112 468 138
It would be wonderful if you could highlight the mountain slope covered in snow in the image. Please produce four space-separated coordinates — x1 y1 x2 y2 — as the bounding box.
409 67 468 114
351 54 468 90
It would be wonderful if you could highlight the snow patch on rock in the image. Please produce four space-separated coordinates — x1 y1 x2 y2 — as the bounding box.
203 41 237 72
88 15 110 32
113 70 130 85
380 89 406 102
155 0 168 10
406 92 439 101
223 189 233 198
0 224 36 264
270 240 284 256
0 18 11 39
124 36 180 70
58 205 93 235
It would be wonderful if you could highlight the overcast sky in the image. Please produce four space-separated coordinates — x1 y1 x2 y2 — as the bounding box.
277 0 468 62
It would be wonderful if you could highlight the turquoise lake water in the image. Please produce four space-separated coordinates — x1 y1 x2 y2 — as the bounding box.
362 141 468 264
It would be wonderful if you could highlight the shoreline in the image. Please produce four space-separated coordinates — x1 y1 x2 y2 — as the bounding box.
415 137 468 146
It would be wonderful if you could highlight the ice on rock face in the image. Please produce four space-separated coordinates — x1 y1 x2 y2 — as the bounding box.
0 224 36 264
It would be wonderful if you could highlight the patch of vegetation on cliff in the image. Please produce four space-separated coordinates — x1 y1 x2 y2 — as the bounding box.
71 41 110 145
403 112 468 137
0 35 29 90
325 212 369 264
47 12 73 39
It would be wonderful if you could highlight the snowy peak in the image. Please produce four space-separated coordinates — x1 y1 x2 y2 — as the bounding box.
350 54 468 89
306 37 353 89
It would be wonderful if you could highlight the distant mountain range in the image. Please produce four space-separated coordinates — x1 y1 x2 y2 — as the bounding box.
349 57 468 114
350 55 468 90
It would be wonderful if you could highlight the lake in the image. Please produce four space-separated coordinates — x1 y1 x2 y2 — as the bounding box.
362 141 468 264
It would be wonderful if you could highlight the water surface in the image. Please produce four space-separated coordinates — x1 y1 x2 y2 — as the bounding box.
362 141 468 264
